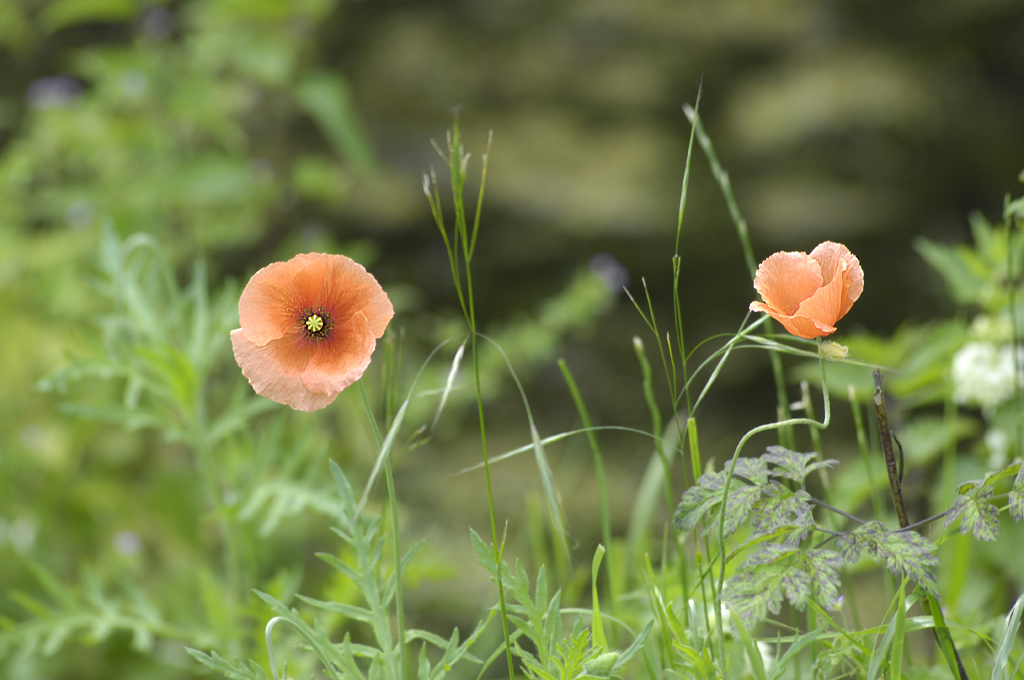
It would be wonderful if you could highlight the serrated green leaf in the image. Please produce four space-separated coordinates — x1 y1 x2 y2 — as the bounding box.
750 483 813 541
763 446 837 484
675 470 764 539
674 484 722 533
837 521 939 596
1010 466 1024 522
945 488 1000 541
723 545 842 626
185 649 269 680
983 461 1022 488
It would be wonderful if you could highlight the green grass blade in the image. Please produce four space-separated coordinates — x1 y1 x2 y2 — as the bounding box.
357 397 408 515
730 613 768 680
891 579 906 680
591 545 607 649
992 593 1024 680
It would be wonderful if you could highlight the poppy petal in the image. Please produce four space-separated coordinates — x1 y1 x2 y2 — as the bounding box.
262 327 316 376
752 251 823 316
301 311 377 396
750 301 835 339
793 258 848 329
810 241 863 318
231 329 339 411
238 261 308 346
317 255 394 338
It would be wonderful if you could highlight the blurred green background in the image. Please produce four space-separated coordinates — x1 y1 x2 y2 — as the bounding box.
1 0 1023 677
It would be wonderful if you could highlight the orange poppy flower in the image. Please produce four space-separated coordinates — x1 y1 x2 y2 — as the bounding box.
749 241 863 339
230 253 394 411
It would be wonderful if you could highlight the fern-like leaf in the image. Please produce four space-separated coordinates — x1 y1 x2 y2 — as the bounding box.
750 482 814 544
945 487 999 541
674 470 763 539
723 545 842 626
186 649 269 680
836 521 939 596
763 446 837 484
1010 466 1024 522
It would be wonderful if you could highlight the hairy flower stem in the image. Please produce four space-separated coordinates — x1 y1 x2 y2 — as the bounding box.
873 371 968 680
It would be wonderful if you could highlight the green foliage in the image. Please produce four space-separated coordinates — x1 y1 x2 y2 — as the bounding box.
1011 467 1024 522
836 521 939 595
724 545 843 626
469 528 650 680
915 212 1024 313
0 0 365 255
674 447 834 544
6 42 1024 677
945 487 1000 542
678 445 946 627
191 462 490 680
1 560 204 658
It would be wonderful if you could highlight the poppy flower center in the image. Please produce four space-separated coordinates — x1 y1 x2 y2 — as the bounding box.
299 307 334 341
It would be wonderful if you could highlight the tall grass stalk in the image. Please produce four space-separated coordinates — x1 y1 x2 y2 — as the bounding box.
683 106 796 451
424 121 516 680
558 360 615 620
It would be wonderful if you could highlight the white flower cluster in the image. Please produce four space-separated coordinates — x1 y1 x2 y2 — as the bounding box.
951 341 1024 411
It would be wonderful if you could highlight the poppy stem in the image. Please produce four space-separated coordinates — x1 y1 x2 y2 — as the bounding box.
714 347 831 665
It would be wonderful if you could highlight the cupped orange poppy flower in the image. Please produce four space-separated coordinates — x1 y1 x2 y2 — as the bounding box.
748 241 863 339
230 253 394 411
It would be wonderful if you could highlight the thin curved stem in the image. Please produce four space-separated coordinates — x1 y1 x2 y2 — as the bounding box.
714 345 831 662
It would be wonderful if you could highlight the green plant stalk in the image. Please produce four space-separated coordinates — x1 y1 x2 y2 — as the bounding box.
684 106 795 450
664 85 703 628
801 380 825 458
1006 213 1023 468
357 380 405 680
686 418 712 631
872 371 968 680
801 381 838 535
634 338 675 524
892 578 906 680
671 83 702 419
714 345 831 662
447 122 516 680
558 359 615 619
